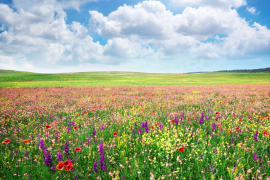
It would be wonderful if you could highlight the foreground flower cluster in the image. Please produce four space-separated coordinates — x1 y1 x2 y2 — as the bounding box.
0 84 270 179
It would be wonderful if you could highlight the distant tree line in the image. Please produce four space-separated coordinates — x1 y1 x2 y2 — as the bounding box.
185 67 270 74
217 67 270 73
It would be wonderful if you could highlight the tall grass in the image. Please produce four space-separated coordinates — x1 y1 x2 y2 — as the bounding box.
0 70 270 88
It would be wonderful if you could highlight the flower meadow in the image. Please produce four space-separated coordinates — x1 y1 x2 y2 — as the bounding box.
1 84 270 180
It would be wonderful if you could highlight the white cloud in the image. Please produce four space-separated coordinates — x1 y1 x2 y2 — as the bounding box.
17 57 34 69
104 38 143 59
0 0 101 66
0 0 270 73
174 6 247 40
89 1 174 40
12 0 98 13
0 55 16 69
222 22 270 59
0 55 34 70
246 6 260 15
88 1 270 61
70 21 89 38
170 0 247 10
90 3 246 42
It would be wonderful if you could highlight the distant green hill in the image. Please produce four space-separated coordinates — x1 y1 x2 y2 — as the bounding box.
0 69 269 88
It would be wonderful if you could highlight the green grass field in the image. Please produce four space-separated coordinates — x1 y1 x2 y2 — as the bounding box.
0 70 270 88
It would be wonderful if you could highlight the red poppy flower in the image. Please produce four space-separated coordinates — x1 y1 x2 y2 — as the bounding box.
217 124 221 127
54 132 58 135
64 160 72 166
151 126 154 129
239 117 242 121
84 111 87 114
99 105 101 108
93 106 96 109
171 120 175 123
73 126 77 130
119 122 123 125
78 113 80 115
155 123 158 126
92 109 95 111
227 129 231 133
236 127 240 131
179 147 184 153
203 111 205 113
74 147 81 152
215 112 219 115
198 106 200 109
23 139 30 144
263 130 269 135
187 117 190 120
66 163 73 171
113 132 118 136
2 139 10 144
45 125 51 129
56 162 65 170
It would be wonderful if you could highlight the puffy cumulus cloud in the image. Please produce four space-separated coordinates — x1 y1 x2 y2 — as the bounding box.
89 1 174 40
70 36 155 65
104 38 143 59
222 22 270 59
1 0 270 73
170 0 247 10
20 36 104 67
246 6 260 15
0 55 16 69
88 1 244 58
0 0 109 67
12 0 97 13
193 42 221 59
71 36 106 63
89 1 270 61
153 34 198 58
174 6 247 40
0 3 75 44
0 55 33 70
70 21 89 38
89 1 200 58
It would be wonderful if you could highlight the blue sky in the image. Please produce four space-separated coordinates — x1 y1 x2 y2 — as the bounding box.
0 0 269 73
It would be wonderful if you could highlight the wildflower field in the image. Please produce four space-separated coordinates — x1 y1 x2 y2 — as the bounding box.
1 84 270 179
